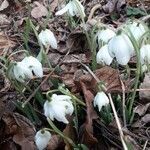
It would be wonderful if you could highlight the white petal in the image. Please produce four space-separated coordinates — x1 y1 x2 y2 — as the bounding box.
44 94 74 124
38 29 57 49
35 130 51 150
68 1 76 16
51 103 69 124
55 0 85 18
55 3 70 16
96 44 113 65
128 22 146 41
98 28 116 43
13 62 33 82
51 94 72 102
73 0 85 18
108 34 134 65
94 92 109 112
140 44 150 65
21 56 43 78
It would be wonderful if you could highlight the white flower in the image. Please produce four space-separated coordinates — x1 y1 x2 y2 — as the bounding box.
13 56 43 82
108 33 134 65
55 0 85 18
44 94 74 124
140 44 150 65
38 29 57 49
96 44 113 65
13 62 33 82
93 92 109 112
127 22 146 41
35 129 51 150
97 28 116 44
21 56 43 77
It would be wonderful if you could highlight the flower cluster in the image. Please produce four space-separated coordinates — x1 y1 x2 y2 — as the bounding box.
35 93 74 149
13 56 43 82
96 21 148 66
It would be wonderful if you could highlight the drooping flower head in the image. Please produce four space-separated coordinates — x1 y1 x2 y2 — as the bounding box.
55 0 85 19
93 92 109 112
108 33 134 65
38 29 57 49
13 56 43 82
44 94 74 124
97 28 116 45
35 129 51 150
126 21 147 41
96 44 113 65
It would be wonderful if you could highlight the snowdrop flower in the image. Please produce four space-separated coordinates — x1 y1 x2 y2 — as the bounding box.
13 62 33 82
44 94 74 124
35 129 51 150
127 21 146 41
140 44 150 65
13 56 43 82
55 0 85 18
38 29 57 49
21 56 43 77
93 92 109 112
97 28 116 44
96 44 113 65
108 33 134 65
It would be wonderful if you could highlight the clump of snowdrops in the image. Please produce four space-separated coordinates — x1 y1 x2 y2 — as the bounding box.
1 0 149 149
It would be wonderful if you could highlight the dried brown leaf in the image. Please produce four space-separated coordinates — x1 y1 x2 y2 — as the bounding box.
132 114 150 128
79 66 121 93
2 113 36 150
134 103 150 116
0 32 16 55
62 54 90 64
103 0 126 13
31 1 48 19
47 135 63 150
79 82 98 148
66 30 88 53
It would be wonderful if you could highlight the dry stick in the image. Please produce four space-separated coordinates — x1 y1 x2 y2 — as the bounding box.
22 49 70 107
87 4 116 32
108 94 128 150
141 14 150 21
120 79 127 128
79 62 128 150
142 140 148 150
88 4 102 21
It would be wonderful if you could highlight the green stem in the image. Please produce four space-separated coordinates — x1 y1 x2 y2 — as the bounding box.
47 118 76 148
126 30 141 119
46 89 59 100
58 87 86 106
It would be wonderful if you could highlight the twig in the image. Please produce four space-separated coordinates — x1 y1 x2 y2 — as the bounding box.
143 140 148 150
88 4 102 21
120 79 127 128
108 93 128 150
